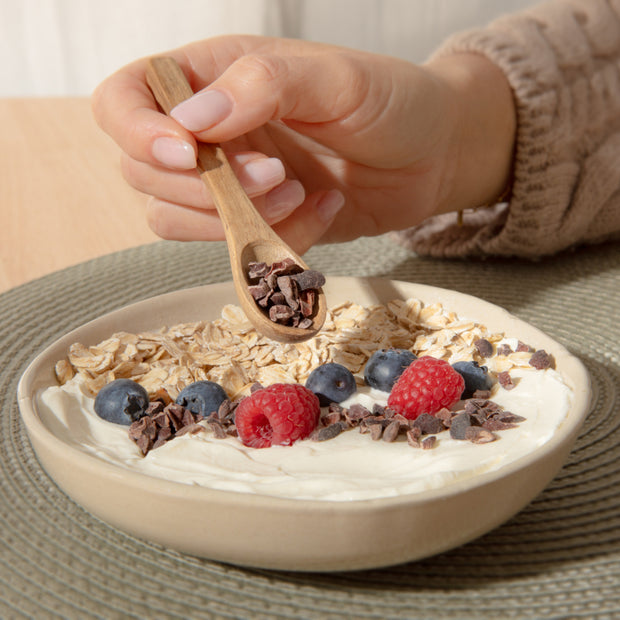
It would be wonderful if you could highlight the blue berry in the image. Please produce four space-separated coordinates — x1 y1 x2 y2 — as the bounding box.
305 363 357 406
452 361 494 399
364 349 417 392
94 379 149 426
175 380 228 417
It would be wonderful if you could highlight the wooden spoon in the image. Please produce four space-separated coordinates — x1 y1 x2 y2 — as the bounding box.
145 56 326 343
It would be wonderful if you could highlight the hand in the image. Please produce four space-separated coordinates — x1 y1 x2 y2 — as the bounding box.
92 35 515 254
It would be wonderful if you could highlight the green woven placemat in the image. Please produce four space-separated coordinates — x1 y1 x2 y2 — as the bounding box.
2 236 619 619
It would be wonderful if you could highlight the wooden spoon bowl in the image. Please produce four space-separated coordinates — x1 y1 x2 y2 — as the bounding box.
145 57 326 343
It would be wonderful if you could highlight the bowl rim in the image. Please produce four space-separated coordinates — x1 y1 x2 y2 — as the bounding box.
17 276 592 513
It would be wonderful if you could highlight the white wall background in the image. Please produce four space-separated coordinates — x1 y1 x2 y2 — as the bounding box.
1 0 541 97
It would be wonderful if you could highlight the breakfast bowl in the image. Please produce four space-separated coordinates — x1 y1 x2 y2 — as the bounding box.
17 277 591 572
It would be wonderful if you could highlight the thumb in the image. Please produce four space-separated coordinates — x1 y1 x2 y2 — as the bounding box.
273 189 345 255
169 50 373 146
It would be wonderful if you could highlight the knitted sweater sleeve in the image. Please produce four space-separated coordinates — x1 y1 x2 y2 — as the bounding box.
395 0 620 258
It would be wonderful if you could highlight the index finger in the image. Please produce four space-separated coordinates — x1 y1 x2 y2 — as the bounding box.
92 58 193 167
91 36 272 168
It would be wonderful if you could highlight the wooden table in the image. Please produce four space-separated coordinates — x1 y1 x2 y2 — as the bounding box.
0 98 159 293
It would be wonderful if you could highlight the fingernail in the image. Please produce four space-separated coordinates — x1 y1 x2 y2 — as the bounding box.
265 181 305 218
151 137 196 169
243 158 285 188
316 190 345 223
171 89 233 131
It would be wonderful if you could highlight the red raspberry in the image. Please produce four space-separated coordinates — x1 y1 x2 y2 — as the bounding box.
235 383 320 448
387 356 464 420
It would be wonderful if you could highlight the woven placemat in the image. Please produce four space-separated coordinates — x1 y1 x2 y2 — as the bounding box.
2 236 619 619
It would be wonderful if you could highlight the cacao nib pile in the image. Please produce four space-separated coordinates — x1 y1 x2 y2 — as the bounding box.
129 401 204 455
246 259 325 328
309 390 525 448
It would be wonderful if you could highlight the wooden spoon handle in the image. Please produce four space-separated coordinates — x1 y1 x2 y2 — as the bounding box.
145 57 221 170
144 57 191 115
145 56 269 248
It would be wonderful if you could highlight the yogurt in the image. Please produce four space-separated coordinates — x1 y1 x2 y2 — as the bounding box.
36 366 573 501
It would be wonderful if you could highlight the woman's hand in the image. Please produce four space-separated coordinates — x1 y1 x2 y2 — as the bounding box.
92 35 515 254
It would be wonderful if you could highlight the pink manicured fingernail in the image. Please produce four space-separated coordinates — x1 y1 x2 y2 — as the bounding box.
151 137 196 169
171 89 233 131
316 190 345 223
243 158 285 188
265 181 305 218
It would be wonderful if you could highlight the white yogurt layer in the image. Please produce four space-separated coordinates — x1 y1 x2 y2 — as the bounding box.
36 366 573 501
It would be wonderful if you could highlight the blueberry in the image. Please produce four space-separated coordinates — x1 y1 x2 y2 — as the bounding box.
175 380 228 417
452 361 494 399
93 379 149 426
305 363 357 406
364 348 417 392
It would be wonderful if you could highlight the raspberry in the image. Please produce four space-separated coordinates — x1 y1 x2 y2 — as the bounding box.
235 383 320 448
387 356 465 420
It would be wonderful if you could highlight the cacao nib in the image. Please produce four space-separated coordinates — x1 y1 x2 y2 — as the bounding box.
370 423 383 441
269 304 295 323
465 426 497 444
463 399 490 413
435 408 453 428
217 399 235 422
247 262 270 279
407 430 421 448
248 281 271 300
498 371 517 390
474 338 494 358
323 411 344 427
290 270 326 291
382 420 401 442
482 419 517 431
276 276 300 310
412 413 445 435
346 403 371 421
449 412 474 440
299 289 316 318
145 400 165 416
529 349 555 370
206 419 228 439
313 422 347 441
496 343 513 356
421 436 437 450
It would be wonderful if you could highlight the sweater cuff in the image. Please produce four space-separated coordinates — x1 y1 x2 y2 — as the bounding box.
396 0 620 258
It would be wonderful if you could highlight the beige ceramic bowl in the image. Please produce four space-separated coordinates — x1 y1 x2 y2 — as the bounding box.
18 278 591 572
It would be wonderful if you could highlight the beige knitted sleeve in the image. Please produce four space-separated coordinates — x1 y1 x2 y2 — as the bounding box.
395 0 620 258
